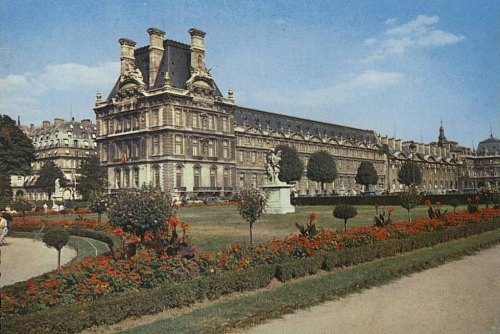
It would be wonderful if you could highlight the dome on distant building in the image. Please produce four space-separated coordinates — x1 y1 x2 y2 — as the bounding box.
477 134 500 155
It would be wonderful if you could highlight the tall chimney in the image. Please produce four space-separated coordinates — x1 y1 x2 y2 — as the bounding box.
42 120 50 128
119 38 137 77
54 118 64 127
188 28 207 74
81 119 91 128
395 139 402 151
425 144 430 156
147 28 165 87
388 137 395 149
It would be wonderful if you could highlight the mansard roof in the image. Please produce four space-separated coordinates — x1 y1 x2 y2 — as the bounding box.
107 39 222 100
234 107 379 144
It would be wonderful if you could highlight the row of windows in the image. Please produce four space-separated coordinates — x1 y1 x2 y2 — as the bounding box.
102 110 231 135
113 166 232 190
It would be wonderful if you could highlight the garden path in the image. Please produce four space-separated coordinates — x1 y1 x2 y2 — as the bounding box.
0 237 76 286
241 245 500 334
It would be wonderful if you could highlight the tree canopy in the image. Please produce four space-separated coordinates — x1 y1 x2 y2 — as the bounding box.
306 150 337 193
35 161 68 199
397 160 422 187
355 161 379 191
0 115 35 207
333 204 358 231
0 114 36 176
76 155 108 200
275 145 304 183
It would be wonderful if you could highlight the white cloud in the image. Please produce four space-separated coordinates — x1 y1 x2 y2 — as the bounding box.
387 15 439 36
251 70 404 109
365 15 464 62
384 18 397 25
0 62 119 121
363 37 377 45
416 29 465 46
37 62 119 91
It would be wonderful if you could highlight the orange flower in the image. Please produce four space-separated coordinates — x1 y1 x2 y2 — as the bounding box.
168 215 180 228
181 223 189 232
113 227 123 236
309 212 317 224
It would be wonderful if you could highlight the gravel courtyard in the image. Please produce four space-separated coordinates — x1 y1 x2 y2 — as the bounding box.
0 237 76 287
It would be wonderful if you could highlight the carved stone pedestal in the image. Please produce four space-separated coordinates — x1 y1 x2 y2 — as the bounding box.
261 182 295 215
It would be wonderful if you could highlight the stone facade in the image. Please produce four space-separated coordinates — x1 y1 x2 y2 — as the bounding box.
459 135 500 188
94 27 478 197
12 118 97 200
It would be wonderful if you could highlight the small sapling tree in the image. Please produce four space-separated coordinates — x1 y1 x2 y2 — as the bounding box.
399 185 421 222
42 227 69 269
88 191 108 223
333 204 358 231
237 188 267 245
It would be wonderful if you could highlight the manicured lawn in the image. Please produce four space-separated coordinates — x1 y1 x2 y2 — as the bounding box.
18 203 467 253
176 203 465 252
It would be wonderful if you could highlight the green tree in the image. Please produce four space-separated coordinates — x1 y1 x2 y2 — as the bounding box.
397 160 422 187
0 114 36 206
0 174 11 210
333 205 358 231
10 197 33 219
76 155 108 200
88 191 108 223
306 150 337 194
35 161 68 199
108 185 175 242
42 227 69 269
399 185 421 222
355 161 379 192
275 145 304 183
237 188 267 245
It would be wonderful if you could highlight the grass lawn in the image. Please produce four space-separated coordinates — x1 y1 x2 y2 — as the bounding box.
176 203 466 252
18 203 467 253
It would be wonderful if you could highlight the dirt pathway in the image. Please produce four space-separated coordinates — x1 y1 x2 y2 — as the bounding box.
0 237 77 286
241 245 500 334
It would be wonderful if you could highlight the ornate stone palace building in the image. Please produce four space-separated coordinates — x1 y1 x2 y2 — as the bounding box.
94 27 479 197
11 118 97 200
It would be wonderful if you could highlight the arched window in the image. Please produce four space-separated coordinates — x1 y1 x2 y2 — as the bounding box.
210 166 217 188
153 164 161 188
115 168 121 189
124 168 130 188
223 168 230 188
193 166 201 189
176 165 183 189
133 167 139 188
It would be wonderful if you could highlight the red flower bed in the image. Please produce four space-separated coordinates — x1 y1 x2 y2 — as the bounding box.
2 208 499 318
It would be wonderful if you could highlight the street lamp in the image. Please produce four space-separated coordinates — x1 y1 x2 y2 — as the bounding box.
409 141 417 186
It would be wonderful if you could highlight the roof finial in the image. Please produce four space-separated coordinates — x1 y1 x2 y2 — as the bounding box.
490 122 493 138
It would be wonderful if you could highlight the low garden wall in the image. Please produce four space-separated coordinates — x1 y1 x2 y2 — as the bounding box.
2 209 500 334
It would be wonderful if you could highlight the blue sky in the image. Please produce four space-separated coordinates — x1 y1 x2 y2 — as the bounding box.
1 0 498 148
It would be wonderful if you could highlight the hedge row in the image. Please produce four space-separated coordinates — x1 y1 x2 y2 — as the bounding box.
2 264 276 334
3 218 500 334
292 194 483 206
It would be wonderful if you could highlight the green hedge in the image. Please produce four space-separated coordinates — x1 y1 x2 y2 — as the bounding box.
275 255 324 282
2 264 276 334
292 194 482 206
323 219 500 270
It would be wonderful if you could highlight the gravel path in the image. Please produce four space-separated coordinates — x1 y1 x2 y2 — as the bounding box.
0 237 77 286
243 245 500 334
